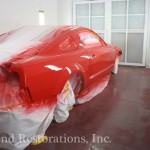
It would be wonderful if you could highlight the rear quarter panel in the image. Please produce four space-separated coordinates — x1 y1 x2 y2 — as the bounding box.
10 49 90 101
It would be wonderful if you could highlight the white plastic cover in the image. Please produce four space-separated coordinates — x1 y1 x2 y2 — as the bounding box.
0 26 55 63
0 104 55 150
54 81 75 123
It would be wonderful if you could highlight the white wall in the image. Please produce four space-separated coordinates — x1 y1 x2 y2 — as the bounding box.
0 0 57 34
57 0 72 25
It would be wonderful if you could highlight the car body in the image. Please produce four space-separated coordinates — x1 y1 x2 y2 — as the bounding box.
0 25 121 103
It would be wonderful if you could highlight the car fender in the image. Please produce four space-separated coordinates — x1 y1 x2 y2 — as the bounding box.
10 57 89 101
54 63 89 96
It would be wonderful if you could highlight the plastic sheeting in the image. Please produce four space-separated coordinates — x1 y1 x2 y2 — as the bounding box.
0 66 23 110
54 81 75 123
0 103 55 150
0 26 55 64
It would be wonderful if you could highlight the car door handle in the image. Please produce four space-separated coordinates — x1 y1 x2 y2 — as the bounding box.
91 54 96 59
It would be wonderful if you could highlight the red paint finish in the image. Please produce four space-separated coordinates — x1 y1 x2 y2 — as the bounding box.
1 26 121 104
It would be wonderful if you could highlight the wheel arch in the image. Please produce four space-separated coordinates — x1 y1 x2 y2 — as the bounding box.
53 63 89 96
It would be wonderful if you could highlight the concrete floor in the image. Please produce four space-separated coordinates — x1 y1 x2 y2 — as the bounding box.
27 66 150 150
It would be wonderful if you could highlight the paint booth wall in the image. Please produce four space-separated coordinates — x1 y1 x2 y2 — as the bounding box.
0 0 57 34
57 0 72 25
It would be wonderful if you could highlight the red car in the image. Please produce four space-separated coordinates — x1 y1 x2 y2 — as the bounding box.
0 25 121 105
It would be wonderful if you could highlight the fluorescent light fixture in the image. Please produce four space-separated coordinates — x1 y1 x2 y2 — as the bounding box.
39 10 45 25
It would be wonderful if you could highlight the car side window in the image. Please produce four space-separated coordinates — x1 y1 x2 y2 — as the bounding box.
59 36 77 51
79 31 102 47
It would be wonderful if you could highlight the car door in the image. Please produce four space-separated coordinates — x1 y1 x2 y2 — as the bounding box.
78 31 112 82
